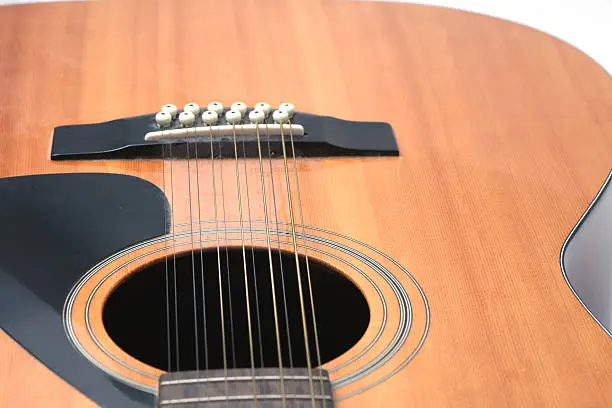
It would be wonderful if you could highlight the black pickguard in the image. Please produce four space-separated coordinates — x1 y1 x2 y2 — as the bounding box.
0 173 168 408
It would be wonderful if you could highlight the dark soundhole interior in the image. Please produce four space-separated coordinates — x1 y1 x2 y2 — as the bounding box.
103 247 370 371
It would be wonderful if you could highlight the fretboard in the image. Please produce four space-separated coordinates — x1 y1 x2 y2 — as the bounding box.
157 367 334 407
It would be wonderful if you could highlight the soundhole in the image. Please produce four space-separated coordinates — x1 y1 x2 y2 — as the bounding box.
103 247 370 371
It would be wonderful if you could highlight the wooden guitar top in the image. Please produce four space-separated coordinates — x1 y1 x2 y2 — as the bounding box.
0 0 611 407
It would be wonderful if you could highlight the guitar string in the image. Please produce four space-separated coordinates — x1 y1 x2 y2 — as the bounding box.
288 120 325 404
193 141 209 370
266 126 294 368
230 121 258 406
279 120 316 408
163 108 310 402
162 143 172 372
241 136 265 367
217 135 237 369
255 118 287 407
169 143 180 371
185 142 200 371
209 124 229 399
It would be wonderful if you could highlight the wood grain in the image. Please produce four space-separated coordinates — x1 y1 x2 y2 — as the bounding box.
1 0 612 407
64 223 423 397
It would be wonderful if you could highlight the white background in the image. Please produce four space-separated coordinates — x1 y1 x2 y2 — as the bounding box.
385 0 612 74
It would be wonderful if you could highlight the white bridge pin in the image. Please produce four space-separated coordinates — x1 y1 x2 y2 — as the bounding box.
178 111 195 127
155 111 172 127
207 102 224 116
278 102 295 118
230 102 247 116
183 103 200 116
161 103 178 119
273 109 289 124
254 102 271 116
249 109 266 124
225 109 242 124
201 110 218 125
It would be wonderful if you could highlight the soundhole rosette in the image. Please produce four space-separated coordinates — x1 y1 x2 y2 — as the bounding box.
63 222 429 400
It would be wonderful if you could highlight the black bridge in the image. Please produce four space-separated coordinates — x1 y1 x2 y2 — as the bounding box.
51 111 398 160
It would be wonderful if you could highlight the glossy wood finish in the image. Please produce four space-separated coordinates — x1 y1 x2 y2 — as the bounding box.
1 0 612 407
64 220 428 397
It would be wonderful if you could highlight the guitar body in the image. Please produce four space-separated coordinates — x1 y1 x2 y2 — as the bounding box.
1 0 612 407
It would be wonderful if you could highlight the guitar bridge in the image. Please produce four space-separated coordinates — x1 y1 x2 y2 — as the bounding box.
50 101 399 160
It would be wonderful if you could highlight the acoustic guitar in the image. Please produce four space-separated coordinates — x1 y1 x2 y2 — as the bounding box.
1 0 612 407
